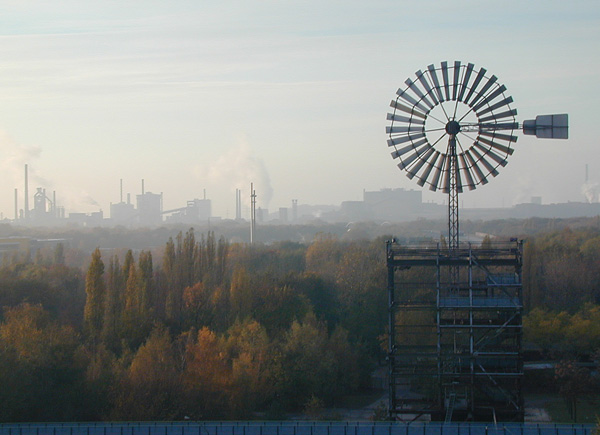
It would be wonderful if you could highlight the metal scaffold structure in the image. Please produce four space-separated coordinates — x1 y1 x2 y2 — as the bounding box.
384 60 568 421
386 239 524 421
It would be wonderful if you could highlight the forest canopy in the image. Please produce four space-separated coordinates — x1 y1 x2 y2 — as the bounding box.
1 220 600 421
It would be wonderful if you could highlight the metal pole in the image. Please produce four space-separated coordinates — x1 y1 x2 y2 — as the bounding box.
387 240 396 420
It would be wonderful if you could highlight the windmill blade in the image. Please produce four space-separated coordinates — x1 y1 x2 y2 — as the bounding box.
477 136 514 155
429 153 447 191
468 75 498 109
387 132 426 147
473 142 508 167
396 89 430 114
386 125 425 134
463 67 487 106
397 143 430 170
405 78 435 110
464 149 488 185
470 147 499 177
478 130 517 143
441 61 451 101
387 113 426 125
459 153 476 190
452 61 461 101
427 64 445 102
476 96 513 117
457 63 474 102
479 108 517 123
472 84 507 112
416 70 439 105
391 138 428 159
441 155 463 193
390 100 427 118
416 151 441 187
442 160 451 193
455 160 464 193
406 147 435 179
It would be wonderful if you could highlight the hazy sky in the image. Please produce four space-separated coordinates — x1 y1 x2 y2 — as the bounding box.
0 0 598 219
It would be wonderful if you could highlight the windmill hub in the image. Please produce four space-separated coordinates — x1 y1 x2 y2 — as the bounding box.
445 120 461 135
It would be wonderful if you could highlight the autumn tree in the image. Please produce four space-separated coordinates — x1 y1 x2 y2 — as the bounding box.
276 311 346 409
224 319 273 417
305 233 343 280
0 303 85 421
182 281 210 329
111 326 181 420
84 248 106 341
102 255 123 351
182 326 232 419
121 257 153 349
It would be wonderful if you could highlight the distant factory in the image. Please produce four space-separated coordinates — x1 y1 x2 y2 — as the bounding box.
8 164 600 228
12 166 213 227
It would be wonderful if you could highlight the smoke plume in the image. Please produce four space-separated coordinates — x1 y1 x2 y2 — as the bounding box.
582 182 598 203
0 130 48 188
201 141 273 209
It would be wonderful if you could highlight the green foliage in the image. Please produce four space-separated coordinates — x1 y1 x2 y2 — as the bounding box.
0 303 88 421
524 304 600 356
84 248 105 340
111 326 181 420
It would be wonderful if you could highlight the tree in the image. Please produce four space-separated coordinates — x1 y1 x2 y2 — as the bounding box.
54 243 65 265
137 250 154 321
0 303 85 421
182 326 232 419
305 233 342 280
111 326 181 420
84 248 105 341
555 359 592 422
183 281 210 328
225 319 273 416
102 255 123 351
277 312 337 408
121 261 152 349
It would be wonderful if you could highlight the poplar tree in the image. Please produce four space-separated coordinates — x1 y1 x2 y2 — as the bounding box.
102 255 123 350
84 247 105 341
138 250 153 318
164 237 180 325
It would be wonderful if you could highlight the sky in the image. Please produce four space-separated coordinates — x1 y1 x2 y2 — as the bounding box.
0 0 598 219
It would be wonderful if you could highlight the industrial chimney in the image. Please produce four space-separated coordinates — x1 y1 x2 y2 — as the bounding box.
24 164 29 220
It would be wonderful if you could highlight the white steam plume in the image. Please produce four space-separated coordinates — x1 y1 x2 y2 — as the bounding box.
582 182 598 203
0 130 49 188
59 187 102 212
0 130 102 213
201 141 273 210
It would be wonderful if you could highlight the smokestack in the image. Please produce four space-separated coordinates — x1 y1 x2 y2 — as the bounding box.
250 183 256 243
586 164 589 184
53 191 56 217
141 179 145 195
14 188 18 220
120 179 123 203
24 164 29 220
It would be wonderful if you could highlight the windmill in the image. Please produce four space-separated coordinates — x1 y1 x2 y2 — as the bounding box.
384 61 568 421
386 60 568 250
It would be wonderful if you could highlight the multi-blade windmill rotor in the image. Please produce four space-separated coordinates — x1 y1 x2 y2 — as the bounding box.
387 60 568 249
